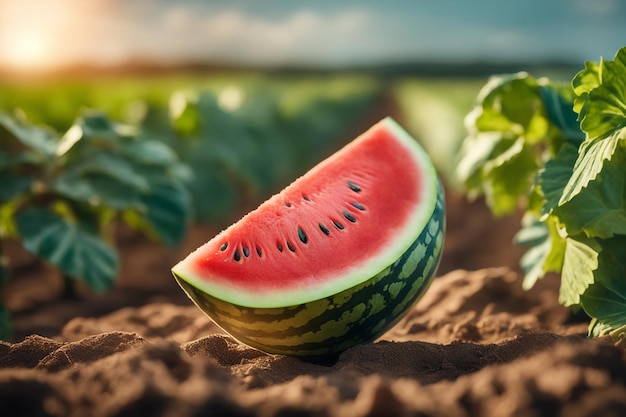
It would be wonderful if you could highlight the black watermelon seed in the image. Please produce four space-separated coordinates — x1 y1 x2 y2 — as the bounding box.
343 210 356 223
298 227 308 244
243 247 250 257
319 223 330 236
285 202 292 207
277 243 284 252
302 194 311 201
351 202 365 211
220 242 229 251
256 247 263 257
347 181 361 192
332 220 344 230
233 249 241 262
287 241 296 252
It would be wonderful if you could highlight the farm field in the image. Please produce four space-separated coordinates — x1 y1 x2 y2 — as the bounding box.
1 70 625 417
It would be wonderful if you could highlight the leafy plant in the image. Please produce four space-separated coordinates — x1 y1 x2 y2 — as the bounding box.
457 46 626 341
139 82 381 224
0 111 191 340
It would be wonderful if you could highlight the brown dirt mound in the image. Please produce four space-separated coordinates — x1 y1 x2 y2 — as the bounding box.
2 267 625 417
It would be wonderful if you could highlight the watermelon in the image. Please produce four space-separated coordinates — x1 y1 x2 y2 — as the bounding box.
172 117 445 357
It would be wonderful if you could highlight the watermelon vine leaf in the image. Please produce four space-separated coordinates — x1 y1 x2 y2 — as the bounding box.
163 83 381 224
0 112 58 157
0 109 192 340
575 48 626 141
572 61 600 114
514 215 565 290
538 85 585 147
554 142 626 239
137 180 191 248
456 72 557 217
582 235 626 341
457 45 626 339
15 207 119 292
559 129 622 206
559 235 600 307
539 143 578 216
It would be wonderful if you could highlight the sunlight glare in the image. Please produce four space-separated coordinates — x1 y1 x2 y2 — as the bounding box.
2 30 50 68
0 0 78 71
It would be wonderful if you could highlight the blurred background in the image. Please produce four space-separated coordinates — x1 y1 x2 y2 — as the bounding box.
0 0 624 338
1 0 624 199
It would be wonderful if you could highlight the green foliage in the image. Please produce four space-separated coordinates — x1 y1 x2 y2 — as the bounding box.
0 110 191 339
457 46 626 340
0 74 381 338
140 79 382 224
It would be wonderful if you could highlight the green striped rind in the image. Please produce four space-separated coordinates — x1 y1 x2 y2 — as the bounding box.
172 117 439 308
174 182 445 357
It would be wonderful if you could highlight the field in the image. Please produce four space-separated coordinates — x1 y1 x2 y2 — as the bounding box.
1 71 625 417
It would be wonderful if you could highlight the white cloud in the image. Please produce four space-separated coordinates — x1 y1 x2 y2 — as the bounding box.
574 0 619 17
186 8 373 65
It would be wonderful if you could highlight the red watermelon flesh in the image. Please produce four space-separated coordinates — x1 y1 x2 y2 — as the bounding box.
172 117 438 308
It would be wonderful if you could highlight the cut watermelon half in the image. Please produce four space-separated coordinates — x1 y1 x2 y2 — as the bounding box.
172 117 444 356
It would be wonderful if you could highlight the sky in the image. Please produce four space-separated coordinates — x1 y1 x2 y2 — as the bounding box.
0 0 624 72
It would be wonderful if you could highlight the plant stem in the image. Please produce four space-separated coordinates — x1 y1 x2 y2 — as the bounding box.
62 274 78 300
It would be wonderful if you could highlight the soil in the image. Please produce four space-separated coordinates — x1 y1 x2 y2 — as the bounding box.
2 184 625 417
1 95 625 416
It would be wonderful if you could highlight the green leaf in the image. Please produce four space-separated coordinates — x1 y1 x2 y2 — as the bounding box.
53 173 144 210
576 47 626 140
0 150 42 170
539 143 578 216
169 90 201 137
473 73 542 135
15 207 118 292
554 141 626 238
64 151 149 190
141 180 191 247
457 73 552 216
456 46 626 339
184 166 238 223
560 235 600 307
515 215 565 290
515 216 550 289
539 85 584 146
52 151 151 209
0 113 58 157
455 131 502 192
122 139 177 166
482 137 538 216
572 60 600 114
78 112 124 141
57 111 137 156
581 236 626 338
559 130 621 205
0 172 33 202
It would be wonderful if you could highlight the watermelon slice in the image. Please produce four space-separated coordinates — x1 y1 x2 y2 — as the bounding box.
172 117 445 357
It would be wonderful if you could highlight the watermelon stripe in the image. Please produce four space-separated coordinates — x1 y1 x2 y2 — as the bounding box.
174 183 444 356
213 225 439 344
189 189 443 328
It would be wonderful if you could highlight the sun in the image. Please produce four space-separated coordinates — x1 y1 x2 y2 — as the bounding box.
0 0 74 72
1 29 50 69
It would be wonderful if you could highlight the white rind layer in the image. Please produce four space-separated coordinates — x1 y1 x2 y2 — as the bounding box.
172 117 439 308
